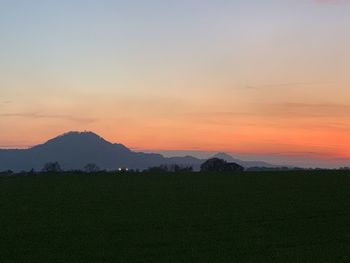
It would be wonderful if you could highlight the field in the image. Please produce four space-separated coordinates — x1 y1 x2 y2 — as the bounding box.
1 171 350 262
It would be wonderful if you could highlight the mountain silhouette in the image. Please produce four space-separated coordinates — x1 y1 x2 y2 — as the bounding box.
0 131 275 171
212 152 276 168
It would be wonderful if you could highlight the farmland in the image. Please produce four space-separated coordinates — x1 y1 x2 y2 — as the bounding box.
1 171 350 262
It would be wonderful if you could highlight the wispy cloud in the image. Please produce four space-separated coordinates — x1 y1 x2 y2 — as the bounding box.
314 0 349 4
0 112 95 123
244 82 313 90
262 102 350 118
0 99 12 105
0 144 31 149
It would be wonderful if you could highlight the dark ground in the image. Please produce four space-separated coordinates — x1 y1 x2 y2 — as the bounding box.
1 171 350 262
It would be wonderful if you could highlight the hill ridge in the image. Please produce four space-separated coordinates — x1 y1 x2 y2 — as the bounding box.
0 131 275 171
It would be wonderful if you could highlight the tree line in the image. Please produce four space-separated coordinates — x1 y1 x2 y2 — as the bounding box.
0 158 246 175
2 157 345 176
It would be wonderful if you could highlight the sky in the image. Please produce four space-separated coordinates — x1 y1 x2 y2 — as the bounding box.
1 0 350 166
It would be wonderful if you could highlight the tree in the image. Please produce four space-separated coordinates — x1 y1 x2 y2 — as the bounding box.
145 165 169 173
84 163 100 173
0 170 13 176
200 158 244 172
169 164 193 172
225 162 245 172
42 162 62 173
145 164 193 173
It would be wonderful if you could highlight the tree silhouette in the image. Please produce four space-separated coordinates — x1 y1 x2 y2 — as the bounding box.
42 162 62 173
84 163 100 173
200 158 244 172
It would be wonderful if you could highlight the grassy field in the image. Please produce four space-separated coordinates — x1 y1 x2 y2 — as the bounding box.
1 171 350 262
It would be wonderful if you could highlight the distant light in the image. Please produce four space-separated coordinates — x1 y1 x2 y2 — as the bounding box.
126 168 129 171
118 168 122 171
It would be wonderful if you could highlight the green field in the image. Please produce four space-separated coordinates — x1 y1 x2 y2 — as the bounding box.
1 171 350 262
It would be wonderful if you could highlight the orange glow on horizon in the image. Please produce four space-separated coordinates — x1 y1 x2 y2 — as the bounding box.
1 0 350 166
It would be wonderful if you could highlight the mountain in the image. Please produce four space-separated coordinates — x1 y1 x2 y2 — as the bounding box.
0 131 275 172
0 132 197 171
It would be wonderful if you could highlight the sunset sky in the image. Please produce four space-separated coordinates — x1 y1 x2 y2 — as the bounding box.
1 0 350 165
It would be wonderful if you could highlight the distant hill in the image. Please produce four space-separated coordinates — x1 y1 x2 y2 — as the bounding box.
212 152 277 168
0 131 275 171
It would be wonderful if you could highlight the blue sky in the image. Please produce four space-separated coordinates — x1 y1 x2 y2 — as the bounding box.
1 0 350 166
